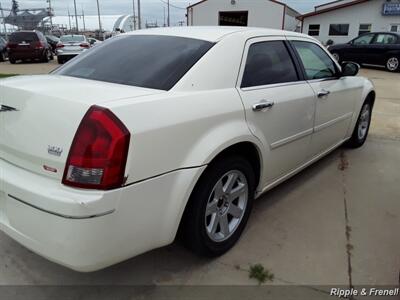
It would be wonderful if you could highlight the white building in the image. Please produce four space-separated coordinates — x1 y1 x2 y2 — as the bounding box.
299 0 400 45
187 0 301 31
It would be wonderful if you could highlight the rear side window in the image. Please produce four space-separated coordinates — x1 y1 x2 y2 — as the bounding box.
60 35 85 43
9 32 39 43
241 41 298 88
55 35 214 90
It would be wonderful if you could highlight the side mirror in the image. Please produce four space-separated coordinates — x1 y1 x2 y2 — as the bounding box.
341 62 360 77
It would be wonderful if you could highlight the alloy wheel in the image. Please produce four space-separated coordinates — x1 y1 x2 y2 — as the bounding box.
387 57 399 71
205 170 248 242
358 104 371 140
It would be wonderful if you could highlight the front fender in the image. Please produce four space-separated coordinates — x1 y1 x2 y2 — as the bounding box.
346 77 375 137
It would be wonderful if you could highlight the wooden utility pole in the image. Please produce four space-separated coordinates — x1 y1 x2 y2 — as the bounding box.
73 0 79 32
82 6 86 32
167 0 170 27
95 0 104 39
137 0 141 29
47 0 53 27
163 6 166 27
132 0 136 30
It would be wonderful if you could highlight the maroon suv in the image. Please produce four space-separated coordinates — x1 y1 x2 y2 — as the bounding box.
7 30 53 64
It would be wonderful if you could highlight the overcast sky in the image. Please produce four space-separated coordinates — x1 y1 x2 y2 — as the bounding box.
2 0 333 25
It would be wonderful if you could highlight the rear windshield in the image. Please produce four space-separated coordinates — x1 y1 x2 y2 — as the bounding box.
9 32 39 43
54 35 214 90
60 35 85 43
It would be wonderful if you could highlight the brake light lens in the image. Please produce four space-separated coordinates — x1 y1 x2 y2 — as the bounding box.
6 42 16 49
34 41 45 49
62 106 130 190
80 43 90 49
56 43 64 48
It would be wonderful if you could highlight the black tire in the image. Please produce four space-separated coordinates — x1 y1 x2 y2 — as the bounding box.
181 155 256 257
345 99 373 148
57 56 64 64
9 57 16 64
386 56 399 72
42 50 50 63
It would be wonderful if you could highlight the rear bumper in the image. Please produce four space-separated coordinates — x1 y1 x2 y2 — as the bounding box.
0 158 205 271
56 49 86 57
8 51 43 60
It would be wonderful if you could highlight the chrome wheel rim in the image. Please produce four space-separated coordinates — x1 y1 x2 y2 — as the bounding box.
387 57 399 71
332 53 340 62
205 170 248 242
358 104 370 140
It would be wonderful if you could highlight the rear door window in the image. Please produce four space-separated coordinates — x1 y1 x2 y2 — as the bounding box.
241 41 299 88
372 34 397 45
9 32 39 43
60 35 85 43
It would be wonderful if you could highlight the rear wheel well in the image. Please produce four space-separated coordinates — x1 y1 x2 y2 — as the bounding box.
208 142 261 188
366 91 376 108
177 142 261 241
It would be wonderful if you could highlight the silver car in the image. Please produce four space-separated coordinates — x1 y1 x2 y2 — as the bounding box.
56 35 90 64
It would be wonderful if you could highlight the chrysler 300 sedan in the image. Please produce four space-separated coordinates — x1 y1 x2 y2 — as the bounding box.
0 27 375 271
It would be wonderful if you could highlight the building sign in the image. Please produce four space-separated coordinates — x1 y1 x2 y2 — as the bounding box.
383 3 400 16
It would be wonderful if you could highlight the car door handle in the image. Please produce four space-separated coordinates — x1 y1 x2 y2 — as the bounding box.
317 90 331 98
252 100 275 111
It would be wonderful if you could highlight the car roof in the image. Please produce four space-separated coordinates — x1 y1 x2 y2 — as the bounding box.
363 32 400 36
125 26 309 42
11 30 37 34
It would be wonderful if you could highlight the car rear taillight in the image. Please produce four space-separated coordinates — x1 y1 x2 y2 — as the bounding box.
80 43 90 49
6 42 16 49
34 41 45 49
56 43 64 48
62 106 130 190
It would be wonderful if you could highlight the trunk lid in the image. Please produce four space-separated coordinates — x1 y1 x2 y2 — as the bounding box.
63 42 85 51
0 75 163 179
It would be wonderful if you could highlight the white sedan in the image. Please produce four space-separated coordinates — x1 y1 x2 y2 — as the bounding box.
0 27 375 272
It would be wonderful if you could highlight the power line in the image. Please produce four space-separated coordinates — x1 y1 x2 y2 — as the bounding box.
159 0 186 10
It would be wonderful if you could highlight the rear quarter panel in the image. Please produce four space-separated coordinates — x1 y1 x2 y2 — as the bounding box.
106 89 262 184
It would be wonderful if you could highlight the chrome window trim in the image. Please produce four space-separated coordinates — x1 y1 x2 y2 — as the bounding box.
240 80 308 92
236 36 304 90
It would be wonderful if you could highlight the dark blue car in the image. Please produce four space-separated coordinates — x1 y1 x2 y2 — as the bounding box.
328 32 400 72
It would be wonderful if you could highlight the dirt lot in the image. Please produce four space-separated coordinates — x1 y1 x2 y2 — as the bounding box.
0 62 399 295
